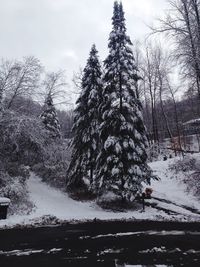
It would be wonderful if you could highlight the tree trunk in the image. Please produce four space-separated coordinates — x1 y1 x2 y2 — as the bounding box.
182 0 200 102
159 77 173 140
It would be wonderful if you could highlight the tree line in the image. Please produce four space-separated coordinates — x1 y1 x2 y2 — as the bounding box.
134 0 200 153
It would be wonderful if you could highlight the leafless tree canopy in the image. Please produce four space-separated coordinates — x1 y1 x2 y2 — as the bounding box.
0 57 42 109
41 70 71 106
151 0 200 100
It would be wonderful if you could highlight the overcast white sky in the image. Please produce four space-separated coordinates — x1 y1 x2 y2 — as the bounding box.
0 0 168 90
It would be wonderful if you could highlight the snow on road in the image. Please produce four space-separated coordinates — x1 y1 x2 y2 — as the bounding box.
1 157 200 228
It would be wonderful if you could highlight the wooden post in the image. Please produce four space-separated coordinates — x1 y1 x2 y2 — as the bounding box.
142 192 146 212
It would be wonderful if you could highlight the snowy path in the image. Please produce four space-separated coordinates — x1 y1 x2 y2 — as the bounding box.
0 173 167 228
1 158 200 228
26 173 167 221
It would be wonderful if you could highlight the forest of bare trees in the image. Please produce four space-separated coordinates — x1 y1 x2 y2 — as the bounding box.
135 0 200 154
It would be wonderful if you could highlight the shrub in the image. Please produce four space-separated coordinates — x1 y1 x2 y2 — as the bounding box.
169 154 200 199
0 166 33 215
32 140 71 188
169 155 196 173
0 111 48 166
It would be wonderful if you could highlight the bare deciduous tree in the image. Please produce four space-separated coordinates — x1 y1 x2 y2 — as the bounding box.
151 0 200 103
140 43 160 143
40 70 71 108
0 57 42 109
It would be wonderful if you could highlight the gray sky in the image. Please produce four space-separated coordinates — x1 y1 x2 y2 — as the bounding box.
0 0 168 91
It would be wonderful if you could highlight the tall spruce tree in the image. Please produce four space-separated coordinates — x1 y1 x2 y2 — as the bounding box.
95 1 153 204
40 93 61 138
66 44 102 195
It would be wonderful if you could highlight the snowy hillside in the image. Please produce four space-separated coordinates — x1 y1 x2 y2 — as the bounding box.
1 155 200 228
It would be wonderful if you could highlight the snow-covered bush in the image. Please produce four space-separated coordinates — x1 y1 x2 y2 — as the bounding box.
169 154 200 199
0 110 71 188
0 110 48 166
32 140 71 188
0 166 33 215
185 171 200 197
147 142 175 162
147 143 165 162
182 156 200 197
169 155 196 173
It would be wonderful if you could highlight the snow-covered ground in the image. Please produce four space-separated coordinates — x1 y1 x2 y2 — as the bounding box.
150 158 200 216
1 156 200 228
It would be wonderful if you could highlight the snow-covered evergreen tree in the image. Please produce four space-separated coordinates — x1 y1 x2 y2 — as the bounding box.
0 84 4 114
40 94 61 138
0 91 3 114
66 45 102 195
95 1 153 204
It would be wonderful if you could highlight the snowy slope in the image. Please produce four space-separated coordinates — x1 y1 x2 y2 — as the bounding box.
149 158 200 216
1 157 200 228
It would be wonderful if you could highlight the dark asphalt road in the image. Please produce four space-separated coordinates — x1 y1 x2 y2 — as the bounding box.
1 220 200 266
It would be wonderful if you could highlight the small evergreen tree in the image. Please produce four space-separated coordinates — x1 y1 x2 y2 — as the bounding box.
66 45 102 196
95 1 153 205
40 94 61 138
